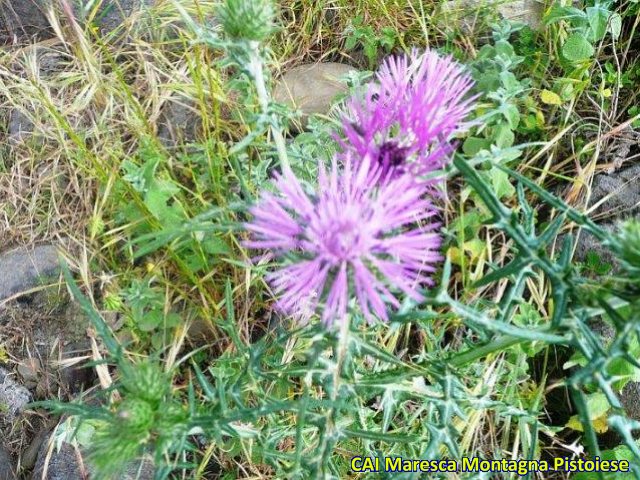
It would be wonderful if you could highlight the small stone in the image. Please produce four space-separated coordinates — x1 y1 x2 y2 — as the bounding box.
187 317 217 345
157 97 202 146
0 444 16 480
273 63 357 131
17 358 41 388
0 245 61 302
35 376 51 399
0 367 31 421
102 310 124 331
156 87 236 148
20 423 51 471
7 110 35 146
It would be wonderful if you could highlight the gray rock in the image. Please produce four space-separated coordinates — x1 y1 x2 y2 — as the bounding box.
7 109 37 146
589 164 640 219
58 342 96 395
0 367 31 421
187 317 217 345
157 97 202 146
32 440 85 480
0 1 51 41
580 165 640 430
438 0 543 32
584 318 640 430
33 436 154 480
496 0 544 29
621 382 640 422
571 165 640 269
273 63 357 131
0 0 156 42
0 445 16 480
0 245 61 302
72 0 156 35
571 223 618 269
123 458 155 479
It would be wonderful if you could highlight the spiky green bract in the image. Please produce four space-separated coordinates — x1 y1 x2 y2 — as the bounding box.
87 393 189 479
612 220 640 277
155 402 190 452
119 360 170 406
84 360 188 478
88 423 147 480
219 0 276 41
117 398 155 433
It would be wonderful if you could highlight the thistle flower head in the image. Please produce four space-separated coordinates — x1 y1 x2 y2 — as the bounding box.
340 49 476 181
219 0 276 41
245 155 442 325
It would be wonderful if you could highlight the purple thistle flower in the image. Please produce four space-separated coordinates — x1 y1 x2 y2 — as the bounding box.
340 49 476 181
245 155 442 326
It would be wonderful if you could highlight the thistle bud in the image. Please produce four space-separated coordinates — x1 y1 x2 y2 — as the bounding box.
613 220 640 274
119 361 169 406
117 398 155 433
219 0 276 42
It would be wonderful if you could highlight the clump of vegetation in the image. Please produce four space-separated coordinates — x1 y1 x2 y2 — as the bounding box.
2 0 640 478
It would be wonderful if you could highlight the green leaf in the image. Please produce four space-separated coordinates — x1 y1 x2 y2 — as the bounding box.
364 42 378 66
495 40 516 58
562 33 595 62
563 349 588 369
609 13 622 39
462 137 491 156
545 5 586 25
540 89 563 105
144 180 183 227
201 237 230 256
138 309 164 332
502 104 520 130
586 6 610 42
493 123 515 149
344 35 358 51
165 312 181 328
489 167 516 199
499 71 520 91
566 392 611 432
573 443 636 480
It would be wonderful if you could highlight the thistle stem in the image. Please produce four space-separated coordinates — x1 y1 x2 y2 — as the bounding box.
247 41 291 173
316 315 351 474
334 314 351 392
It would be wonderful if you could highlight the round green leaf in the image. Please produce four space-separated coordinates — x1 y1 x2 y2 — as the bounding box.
562 33 595 62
